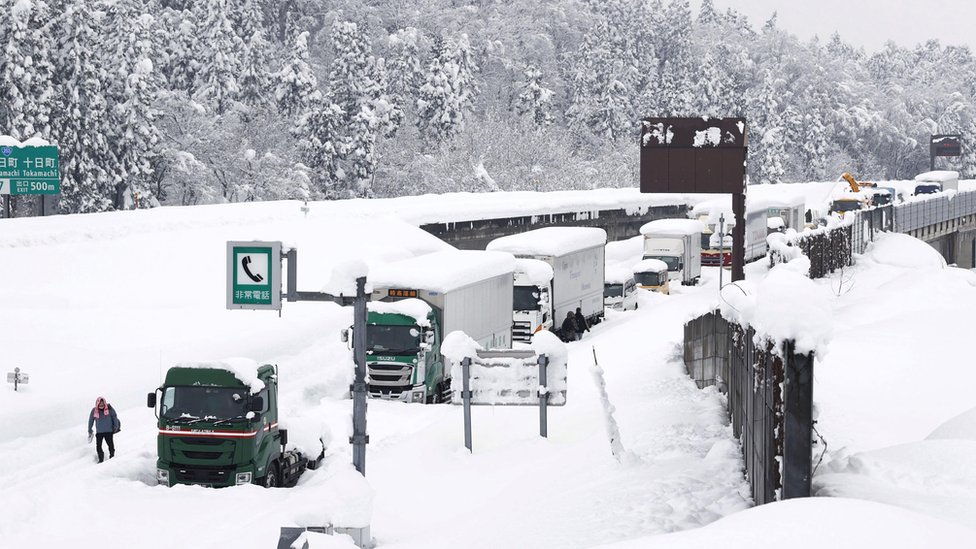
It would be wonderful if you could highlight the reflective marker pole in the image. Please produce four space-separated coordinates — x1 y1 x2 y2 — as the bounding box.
538 354 549 438
719 213 725 291
462 357 472 452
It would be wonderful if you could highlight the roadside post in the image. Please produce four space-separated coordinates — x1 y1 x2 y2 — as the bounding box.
6 367 28 391
227 242 372 547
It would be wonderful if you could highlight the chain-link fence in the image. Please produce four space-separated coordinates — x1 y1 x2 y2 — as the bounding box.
684 311 814 505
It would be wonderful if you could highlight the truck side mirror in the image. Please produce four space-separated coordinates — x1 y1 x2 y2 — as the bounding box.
424 331 435 344
279 428 288 447
249 396 264 412
147 392 157 408
340 328 349 343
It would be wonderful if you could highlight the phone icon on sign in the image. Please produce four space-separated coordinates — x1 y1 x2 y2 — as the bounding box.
242 256 264 283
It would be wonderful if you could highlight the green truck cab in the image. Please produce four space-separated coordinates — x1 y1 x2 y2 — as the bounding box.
363 304 444 404
147 362 320 488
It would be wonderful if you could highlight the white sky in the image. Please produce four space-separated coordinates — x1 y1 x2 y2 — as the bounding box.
699 0 976 53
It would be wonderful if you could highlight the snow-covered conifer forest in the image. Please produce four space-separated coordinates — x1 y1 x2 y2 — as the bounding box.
3 0 976 215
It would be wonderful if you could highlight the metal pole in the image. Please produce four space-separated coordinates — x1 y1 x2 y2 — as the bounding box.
732 192 746 282
14 367 19 392
718 213 725 290
538 354 549 438
462 357 472 452
351 277 369 475
3 196 10 219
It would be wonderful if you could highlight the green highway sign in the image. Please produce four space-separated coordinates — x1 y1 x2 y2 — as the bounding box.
0 144 60 195
226 241 282 311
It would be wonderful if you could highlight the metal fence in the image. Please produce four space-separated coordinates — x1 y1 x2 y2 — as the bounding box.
684 311 814 505
769 205 893 279
894 190 976 233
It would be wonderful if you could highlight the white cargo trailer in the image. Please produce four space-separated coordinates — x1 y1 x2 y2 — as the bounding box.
365 250 515 402
487 227 606 342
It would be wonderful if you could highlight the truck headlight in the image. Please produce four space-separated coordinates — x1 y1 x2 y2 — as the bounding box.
412 391 425 403
156 468 170 486
235 472 252 485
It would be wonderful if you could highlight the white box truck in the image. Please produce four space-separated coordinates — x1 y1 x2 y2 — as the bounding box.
364 250 515 403
487 227 606 343
640 219 703 285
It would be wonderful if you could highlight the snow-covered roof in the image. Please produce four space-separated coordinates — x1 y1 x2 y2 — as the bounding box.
370 250 514 293
173 357 267 394
639 218 705 236
915 170 959 182
749 193 806 209
486 227 607 256
604 264 634 284
632 258 669 273
514 258 554 286
368 298 432 326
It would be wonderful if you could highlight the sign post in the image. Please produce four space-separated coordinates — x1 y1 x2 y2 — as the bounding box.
639 117 748 281
6 367 28 391
0 141 60 218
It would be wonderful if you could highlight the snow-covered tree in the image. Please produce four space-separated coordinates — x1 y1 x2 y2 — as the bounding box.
329 19 402 197
102 3 162 209
0 0 55 140
191 0 242 114
387 27 425 116
51 1 114 213
273 31 319 118
515 65 554 128
417 35 473 148
299 97 345 198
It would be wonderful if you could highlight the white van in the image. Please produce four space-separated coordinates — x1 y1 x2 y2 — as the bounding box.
604 265 639 311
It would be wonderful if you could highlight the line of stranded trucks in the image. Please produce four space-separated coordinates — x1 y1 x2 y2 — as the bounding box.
154 179 911 488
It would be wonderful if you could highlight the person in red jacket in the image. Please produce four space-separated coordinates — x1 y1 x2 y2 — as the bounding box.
87 397 120 463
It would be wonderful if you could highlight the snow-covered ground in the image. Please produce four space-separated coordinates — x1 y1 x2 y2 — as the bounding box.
1 185 975 548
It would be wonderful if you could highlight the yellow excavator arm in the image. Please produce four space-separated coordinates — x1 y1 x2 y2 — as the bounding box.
841 172 861 192
842 172 876 192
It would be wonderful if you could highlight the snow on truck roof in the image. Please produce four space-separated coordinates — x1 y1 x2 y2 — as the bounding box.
486 227 607 256
514 258 554 286
173 357 267 394
633 258 669 273
370 250 515 293
639 218 705 236
915 170 958 182
604 263 634 284
368 298 432 326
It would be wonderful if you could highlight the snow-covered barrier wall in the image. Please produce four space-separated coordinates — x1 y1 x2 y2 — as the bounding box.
683 312 814 505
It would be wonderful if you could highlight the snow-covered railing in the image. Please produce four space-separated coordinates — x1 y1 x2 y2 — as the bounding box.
768 205 893 279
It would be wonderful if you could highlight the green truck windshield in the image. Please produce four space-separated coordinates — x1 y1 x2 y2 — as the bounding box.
367 325 421 354
161 386 249 421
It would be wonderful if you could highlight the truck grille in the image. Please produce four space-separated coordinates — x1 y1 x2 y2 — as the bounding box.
173 463 235 485
367 362 413 398
172 437 234 463
512 321 533 343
